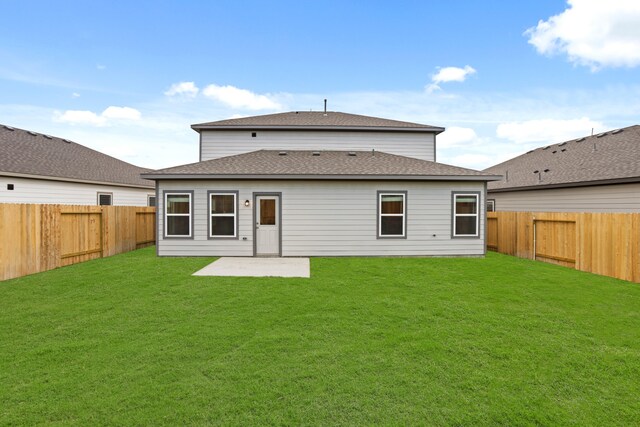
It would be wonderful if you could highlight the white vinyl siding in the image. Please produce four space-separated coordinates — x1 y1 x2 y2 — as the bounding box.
489 183 640 213
157 180 486 257
0 176 154 206
200 130 436 162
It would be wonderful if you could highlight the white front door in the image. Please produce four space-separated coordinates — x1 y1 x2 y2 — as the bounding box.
256 195 280 256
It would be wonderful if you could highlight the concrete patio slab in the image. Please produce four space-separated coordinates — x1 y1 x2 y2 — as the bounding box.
193 257 310 278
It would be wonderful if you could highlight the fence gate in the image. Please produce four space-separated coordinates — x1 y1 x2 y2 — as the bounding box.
533 218 576 268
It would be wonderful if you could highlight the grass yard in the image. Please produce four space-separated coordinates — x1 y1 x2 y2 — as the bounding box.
1 248 639 425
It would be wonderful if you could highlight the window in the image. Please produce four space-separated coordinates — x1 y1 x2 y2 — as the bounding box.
148 195 156 207
165 192 192 237
378 192 406 238
453 193 479 237
209 192 237 238
487 199 495 212
97 192 112 206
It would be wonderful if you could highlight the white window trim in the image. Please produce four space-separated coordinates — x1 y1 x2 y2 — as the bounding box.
97 192 113 206
453 193 479 237
378 192 406 238
165 192 192 238
209 192 237 238
487 199 495 212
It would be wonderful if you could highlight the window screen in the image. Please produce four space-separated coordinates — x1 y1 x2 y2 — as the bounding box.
379 193 405 237
453 194 479 237
165 193 191 237
210 193 236 237
98 193 112 206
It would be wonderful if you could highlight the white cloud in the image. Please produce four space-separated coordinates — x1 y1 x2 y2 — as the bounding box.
96 64 106 70
72 92 80 98
8 83 636 170
526 0 640 69
102 106 141 120
496 117 605 144
165 81 199 97
202 84 282 110
56 110 105 126
427 65 476 92
54 106 141 126
438 126 479 148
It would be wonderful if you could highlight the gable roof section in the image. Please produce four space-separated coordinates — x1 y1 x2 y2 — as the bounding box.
485 125 640 192
192 111 444 133
143 150 500 181
0 124 153 188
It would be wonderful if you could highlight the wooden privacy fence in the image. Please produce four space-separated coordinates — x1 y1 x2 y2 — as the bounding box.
487 211 640 283
0 204 155 281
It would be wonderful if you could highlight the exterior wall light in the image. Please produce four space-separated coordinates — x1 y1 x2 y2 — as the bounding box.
244 200 250 207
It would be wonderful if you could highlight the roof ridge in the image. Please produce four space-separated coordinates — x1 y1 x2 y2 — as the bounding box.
485 123 640 189
144 149 500 179
191 111 444 131
0 123 153 188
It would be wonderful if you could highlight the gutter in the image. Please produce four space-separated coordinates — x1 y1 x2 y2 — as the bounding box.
191 125 445 134
141 173 503 182
0 171 155 190
488 176 640 193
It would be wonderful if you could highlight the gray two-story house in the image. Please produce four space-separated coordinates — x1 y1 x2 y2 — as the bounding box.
143 111 500 257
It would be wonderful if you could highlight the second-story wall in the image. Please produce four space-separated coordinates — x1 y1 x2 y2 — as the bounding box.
200 130 436 161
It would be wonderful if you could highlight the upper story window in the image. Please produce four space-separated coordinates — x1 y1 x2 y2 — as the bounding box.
97 192 112 206
148 195 156 207
378 192 406 238
209 192 238 238
453 193 479 237
487 199 495 212
165 192 192 237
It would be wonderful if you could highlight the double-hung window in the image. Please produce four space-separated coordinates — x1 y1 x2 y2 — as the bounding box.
165 192 192 237
453 193 479 237
209 192 237 238
378 192 406 238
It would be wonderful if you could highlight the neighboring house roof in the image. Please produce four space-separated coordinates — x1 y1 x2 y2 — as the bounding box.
0 124 154 188
143 150 500 181
485 125 640 192
192 111 444 133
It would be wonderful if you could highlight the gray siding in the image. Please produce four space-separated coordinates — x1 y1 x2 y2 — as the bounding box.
157 180 485 257
0 176 154 206
200 130 436 161
489 183 640 213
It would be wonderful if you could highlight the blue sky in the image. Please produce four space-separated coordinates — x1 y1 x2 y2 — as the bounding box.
2 0 640 169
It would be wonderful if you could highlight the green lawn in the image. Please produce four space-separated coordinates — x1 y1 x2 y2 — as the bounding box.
1 248 639 425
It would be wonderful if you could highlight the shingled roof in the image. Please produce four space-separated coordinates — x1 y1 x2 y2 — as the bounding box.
192 111 444 133
485 125 640 192
0 124 153 188
143 150 500 181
